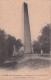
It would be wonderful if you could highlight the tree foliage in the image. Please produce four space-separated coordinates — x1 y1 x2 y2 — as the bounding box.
0 29 23 62
33 24 50 53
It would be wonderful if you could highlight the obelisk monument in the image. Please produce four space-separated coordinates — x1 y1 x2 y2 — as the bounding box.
23 2 32 53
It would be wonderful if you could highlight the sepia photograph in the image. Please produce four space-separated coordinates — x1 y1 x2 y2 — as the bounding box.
0 0 51 80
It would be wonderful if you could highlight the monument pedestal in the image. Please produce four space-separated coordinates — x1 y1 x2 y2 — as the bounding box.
50 51 51 56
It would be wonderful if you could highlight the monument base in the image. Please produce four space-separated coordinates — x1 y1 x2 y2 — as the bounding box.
50 51 51 56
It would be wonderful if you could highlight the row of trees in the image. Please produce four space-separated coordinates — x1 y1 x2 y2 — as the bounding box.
0 29 23 63
0 24 50 62
33 24 50 54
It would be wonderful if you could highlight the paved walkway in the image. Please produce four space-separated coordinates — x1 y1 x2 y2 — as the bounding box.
4 54 51 64
18 55 51 64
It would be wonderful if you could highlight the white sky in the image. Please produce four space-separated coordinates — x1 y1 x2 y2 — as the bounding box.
0 0 51 42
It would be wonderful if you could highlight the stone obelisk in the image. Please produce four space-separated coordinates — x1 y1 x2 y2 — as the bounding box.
23 2 32 53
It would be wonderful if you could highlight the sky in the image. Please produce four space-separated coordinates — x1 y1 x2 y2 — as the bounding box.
0 0 51 42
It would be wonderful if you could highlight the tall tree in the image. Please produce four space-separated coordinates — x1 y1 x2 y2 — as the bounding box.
0 29 23 61
0 29 7 63
7 35 23 58
38 24 50 53
33 24 50 53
